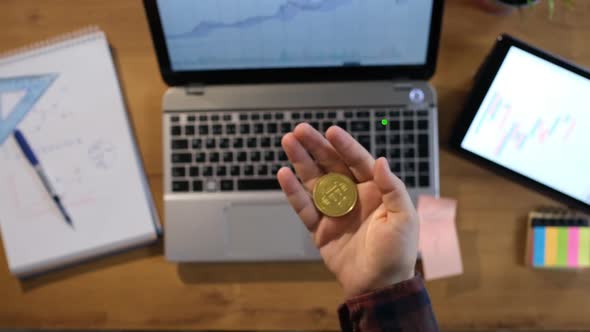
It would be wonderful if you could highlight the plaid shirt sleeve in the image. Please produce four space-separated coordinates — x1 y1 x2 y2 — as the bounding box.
337 276 439 332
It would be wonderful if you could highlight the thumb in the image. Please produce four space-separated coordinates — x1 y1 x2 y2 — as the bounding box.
373 157 415 213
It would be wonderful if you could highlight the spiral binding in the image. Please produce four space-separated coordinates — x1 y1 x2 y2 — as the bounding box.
0 26 104 65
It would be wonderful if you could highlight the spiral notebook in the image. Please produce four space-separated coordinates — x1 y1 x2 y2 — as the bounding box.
0 28 161 277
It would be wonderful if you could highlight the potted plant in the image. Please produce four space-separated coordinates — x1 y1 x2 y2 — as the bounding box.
477 0 573 16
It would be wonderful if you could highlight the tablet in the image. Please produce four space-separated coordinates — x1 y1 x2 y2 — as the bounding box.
451 34 590 213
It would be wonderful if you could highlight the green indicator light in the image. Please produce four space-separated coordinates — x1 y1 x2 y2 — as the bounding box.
381 119 388 126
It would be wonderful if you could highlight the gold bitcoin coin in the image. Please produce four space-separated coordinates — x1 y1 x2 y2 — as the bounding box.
312 173 358 218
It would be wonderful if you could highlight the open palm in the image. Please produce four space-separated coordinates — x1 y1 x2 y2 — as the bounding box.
277 124 419 298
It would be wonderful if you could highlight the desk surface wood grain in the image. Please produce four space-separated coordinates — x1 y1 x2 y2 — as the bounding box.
1 0 590 330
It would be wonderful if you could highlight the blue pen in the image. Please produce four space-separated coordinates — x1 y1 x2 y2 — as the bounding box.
13 129 73 227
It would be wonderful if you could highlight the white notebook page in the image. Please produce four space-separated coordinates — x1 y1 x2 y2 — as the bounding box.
0 30 158 276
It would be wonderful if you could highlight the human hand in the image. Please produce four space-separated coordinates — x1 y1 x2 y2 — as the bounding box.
277 123 419 298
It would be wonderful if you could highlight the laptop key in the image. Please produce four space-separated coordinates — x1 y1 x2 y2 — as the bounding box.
264 151 275 161
309 122 319 130
223 151 233 162
351 121 370 132
404 147 415 158
221 180 234 191
254 123 264 134
337 121 348 131
237 151 247 162
403 120 415 130
327 112 337 119
238 179 281 190
172 181 189 192
391 162 401 173
239 114 248 121
356 111 370 118
206 138 216 149
226 124 236 135
344 111 354 118
376 148 387 158
199 125 208 135
404 176 416 187
220 138 230 148
230 165 240 176
195 152 206 163
275 113 284 120
171 139 189 150
257 165 268 176
172 153 191 163
192 180 203 192
292 112 301 120
247 137 257 148
213 124 222 135
404 162 416 172
209 152 220 162
419 175 430 187
211 115 220 121
171 125 181 136
199 115 208 121
389 148 400 159
217 166 227 176
303 112 312 120
274 136 282 147
223 114 232 121
281 122 292 133
315 112 325 119
418 119 429 130
321 121 333 132
403 134 415 144
172 167 186 177
261 137 271 148
419 161 429 172
250 151 261 162
170 116 180 123
184 125 195 135
192 138 202 149
267 123 278 133
251 113 260 120
190 166 199 177
233 138 244 148
263 113 272 120
376 135 386 145
244 165 254 176
203 166 213 176
240 124 250 134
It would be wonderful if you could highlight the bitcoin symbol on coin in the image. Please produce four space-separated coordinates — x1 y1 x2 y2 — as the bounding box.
313 173 358 218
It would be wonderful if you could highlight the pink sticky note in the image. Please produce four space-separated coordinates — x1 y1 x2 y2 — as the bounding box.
418 195 463 280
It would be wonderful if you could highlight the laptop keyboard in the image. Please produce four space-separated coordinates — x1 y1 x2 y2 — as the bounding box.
168 108 432 192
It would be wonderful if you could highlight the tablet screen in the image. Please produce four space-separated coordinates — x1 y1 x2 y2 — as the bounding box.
460 46 590 205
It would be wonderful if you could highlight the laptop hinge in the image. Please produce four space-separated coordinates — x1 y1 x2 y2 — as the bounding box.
185 83 205 95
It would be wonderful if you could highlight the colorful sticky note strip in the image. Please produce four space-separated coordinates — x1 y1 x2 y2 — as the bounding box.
532 226 590 268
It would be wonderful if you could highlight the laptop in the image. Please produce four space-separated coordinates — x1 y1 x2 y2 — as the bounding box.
143 0 444 262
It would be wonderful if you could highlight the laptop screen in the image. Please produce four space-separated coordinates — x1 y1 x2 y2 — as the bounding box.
155 0 434 72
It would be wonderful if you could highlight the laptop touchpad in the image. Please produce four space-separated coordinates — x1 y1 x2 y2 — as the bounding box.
225 203 305 259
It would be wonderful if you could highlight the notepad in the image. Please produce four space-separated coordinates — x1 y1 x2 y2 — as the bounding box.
418 195 463 280
526 210 590 269
0 28 160 277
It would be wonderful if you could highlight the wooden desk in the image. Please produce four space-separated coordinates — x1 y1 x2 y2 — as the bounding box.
1 0 589 330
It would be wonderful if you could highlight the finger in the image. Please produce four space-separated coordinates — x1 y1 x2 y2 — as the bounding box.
325 126 375 182
293 123 353 178
282 132 323 190
373 157 415 213
277 167 321 232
